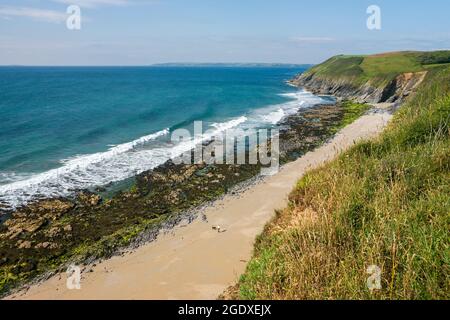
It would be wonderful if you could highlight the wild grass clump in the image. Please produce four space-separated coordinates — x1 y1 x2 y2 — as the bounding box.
236 65 450 300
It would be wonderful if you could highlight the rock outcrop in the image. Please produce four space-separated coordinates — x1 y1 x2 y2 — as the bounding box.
289 71 427 104
0 198 75 241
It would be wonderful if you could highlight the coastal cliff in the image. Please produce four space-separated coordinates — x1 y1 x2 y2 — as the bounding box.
289 69 427 103
288 51 450 103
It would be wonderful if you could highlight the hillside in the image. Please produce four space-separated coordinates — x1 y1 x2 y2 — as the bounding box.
229 52 450 299
289 51 450 103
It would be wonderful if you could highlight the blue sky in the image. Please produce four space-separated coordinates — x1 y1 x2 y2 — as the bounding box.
1 0 449 65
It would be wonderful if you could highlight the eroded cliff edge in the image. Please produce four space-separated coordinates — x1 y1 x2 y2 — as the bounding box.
289 70 427 103
286 52 449 103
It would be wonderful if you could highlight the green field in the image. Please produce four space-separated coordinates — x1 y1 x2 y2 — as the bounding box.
304 50 450 87
233 54 450 300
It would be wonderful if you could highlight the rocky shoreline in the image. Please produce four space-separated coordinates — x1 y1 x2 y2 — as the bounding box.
0 99 364 296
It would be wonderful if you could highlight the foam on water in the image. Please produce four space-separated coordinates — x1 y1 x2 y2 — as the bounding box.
0 89 331 211
210 116 248 132
248 89 331 127
260 108 286 124
0 129 169 210
0 172 34 185
168 116 249 160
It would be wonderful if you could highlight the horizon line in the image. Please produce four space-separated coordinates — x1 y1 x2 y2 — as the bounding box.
0 62 315 68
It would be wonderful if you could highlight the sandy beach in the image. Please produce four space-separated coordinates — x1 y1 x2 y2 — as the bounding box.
6 107 393 300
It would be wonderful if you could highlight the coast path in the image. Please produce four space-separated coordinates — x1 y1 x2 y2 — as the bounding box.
7 106 392 300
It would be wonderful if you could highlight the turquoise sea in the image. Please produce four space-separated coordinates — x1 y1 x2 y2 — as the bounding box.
0 66 331 210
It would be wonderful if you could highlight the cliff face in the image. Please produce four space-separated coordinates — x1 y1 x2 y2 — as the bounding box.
289 71 427 104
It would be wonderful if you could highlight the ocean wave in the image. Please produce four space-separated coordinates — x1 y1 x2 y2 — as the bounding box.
61 128 170 167
0 128 169 210
210 116 248 132
169 116 248 160
0 116 248 211
252 89 323 126
0 89 331 211
261 108 286 124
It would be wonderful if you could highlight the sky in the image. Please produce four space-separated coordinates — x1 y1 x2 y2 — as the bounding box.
0 0 449 65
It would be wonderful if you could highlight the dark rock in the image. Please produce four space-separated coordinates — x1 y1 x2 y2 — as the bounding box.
0 257 8 266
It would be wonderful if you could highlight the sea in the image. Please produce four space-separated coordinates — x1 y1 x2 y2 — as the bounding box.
0 65 333 211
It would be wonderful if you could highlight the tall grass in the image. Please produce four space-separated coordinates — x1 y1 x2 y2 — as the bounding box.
234 65 450 300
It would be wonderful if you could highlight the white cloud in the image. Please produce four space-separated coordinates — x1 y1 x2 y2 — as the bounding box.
0 6 67 23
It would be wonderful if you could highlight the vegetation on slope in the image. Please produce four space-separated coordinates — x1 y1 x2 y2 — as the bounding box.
304 50 450 88
328 101 370 134
234 63 450 299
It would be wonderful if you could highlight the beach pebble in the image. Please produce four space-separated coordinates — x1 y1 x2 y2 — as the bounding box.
212 225 227 233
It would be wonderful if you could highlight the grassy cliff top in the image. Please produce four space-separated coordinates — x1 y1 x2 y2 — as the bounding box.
304 50 450 87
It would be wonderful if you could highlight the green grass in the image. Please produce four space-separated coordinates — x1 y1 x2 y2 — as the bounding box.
304 50 450 88
330 101 370 134
362 53 422 76
307 55 364 79
234 63 450 300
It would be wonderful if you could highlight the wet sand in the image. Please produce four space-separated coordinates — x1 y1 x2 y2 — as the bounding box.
6 109 392 300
